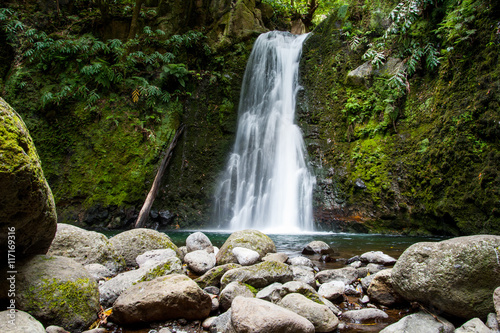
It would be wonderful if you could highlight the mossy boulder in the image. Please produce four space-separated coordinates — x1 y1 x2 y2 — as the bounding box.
392 235 500 319
15 255 99 332
195 263 242 288
220 261 293 289
0 98 57 261
47 223 126 273
216 229 276 265
109 228 181 267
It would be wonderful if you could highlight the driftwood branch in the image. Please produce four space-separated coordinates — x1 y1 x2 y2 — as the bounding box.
135 124 185 228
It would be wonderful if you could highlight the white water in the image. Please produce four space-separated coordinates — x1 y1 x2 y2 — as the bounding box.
213 31 316 234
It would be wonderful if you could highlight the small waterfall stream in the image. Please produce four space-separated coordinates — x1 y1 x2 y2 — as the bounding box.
213 31 316 233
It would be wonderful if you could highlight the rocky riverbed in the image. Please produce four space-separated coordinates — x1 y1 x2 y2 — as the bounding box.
2 225 500 333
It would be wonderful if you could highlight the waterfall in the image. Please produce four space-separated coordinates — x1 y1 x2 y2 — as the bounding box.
213 31 316 233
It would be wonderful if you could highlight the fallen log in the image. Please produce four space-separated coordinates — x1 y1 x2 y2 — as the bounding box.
135 124 185 228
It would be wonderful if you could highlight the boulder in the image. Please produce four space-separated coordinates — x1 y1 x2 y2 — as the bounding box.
379 312 454 333
346 61 373 87
109 228 180 267
184 249 216 275
216 229 276 265
360 251 397 265
495 287 500 323
99 257 183 307
279 293 339 332
186 232 214 253
111 274 212 325
486 313 500 332
219 281 255 311
318 281 345 302
455 318 492 333
209 310 235 333
233 247 260 266
341 308 389 323
280 281 324 304
230 296 315 333
288 256 314 267
360 274 376 291
47 223 125 273
367 269 404 306
256 282 283 303
291 265 316 287
15 255 99 332
220 261 293 289
302 240 333 255
83 263 114 281
0 98 57 260
135 248 178 268
392 235 500 319
195 263 242 289
262 252 288 263
316 266 358 285
0 310 45 333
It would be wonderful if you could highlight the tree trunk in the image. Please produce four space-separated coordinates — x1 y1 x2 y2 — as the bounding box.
134 124 185 229
128 0 144 40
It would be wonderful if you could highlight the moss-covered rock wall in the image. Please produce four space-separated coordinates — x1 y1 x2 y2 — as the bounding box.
299 0 500 235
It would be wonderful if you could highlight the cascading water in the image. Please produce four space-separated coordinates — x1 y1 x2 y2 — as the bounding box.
213 31 316 233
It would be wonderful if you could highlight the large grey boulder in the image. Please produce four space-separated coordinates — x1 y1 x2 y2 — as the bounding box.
288 256 314 267
216 229 276 265
195 263 242 289
99 256 183 307
15 255 99 332
455 318 492 333
233 247 260 266
186 232 214 253
278 293 339 332
111 274 212 325
109 228 181 267
220 261 293 289
184 249 216 275
315 266 358 285
230 296 315 333
318 280 345 302
0 310 45 333
290 265 316 287
367 269 404 306
392 235 500 319
219 281 255 311
0 98 57 261
47 224 125 273
379 312 455 333
302 240 333 255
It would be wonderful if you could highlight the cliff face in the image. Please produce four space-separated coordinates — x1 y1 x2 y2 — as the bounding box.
299 1 500 235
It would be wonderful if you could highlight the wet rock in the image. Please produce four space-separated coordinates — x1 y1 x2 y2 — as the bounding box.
230 296 315 332
186 232 214 253
216 229 276 265
302 240 333 255
99 257 183 307
344 284 363 297
184 249 216 275
392 235 500 319
367 269 404 306
220 261 293 289
195 263 242 289
135 248 178 268
262 252 289 263
0 98 57 260
455 318 492 333
341 308 389 323
379 311 454 333
360 251 396 265
47 224 125 273
233 247 260 266
346 255 361 265
279 293 339 332
16 255 99 332
219 281 255 311
111 274 212 324
204 286 220 295
0 310 45 333
318 281 345 302
316 266 358 285
109 228 181 267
